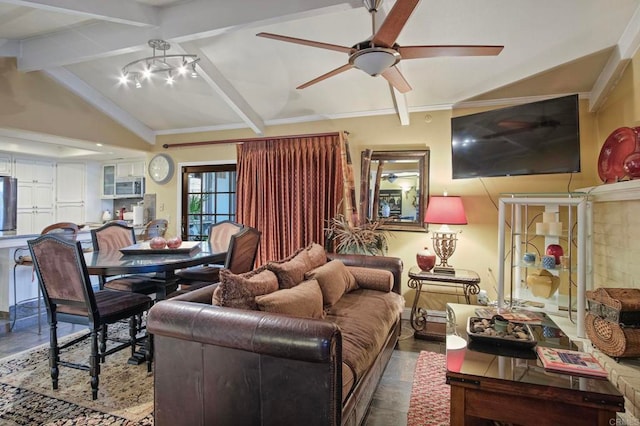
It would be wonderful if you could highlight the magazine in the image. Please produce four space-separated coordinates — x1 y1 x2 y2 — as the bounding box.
536 346 608 378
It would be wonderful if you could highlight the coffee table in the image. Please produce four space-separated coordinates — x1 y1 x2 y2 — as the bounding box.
446 303 624 426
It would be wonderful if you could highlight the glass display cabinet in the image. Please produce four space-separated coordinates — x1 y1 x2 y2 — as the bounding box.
497 193 590 338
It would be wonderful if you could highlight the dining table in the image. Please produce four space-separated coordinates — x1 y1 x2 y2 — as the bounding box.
83 241 227 300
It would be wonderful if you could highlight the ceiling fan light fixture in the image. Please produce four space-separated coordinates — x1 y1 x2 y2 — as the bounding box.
349 47 400 76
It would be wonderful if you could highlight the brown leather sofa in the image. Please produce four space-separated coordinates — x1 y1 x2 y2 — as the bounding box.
147 252 403 426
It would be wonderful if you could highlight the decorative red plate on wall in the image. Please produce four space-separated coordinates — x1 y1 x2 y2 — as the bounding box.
598 127 638 183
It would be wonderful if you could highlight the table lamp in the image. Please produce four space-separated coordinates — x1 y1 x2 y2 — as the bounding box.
424 195 467 274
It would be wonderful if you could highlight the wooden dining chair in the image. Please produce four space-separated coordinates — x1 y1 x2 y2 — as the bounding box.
11 222 80 333
28 234 153 400
175 220 244 284
138 218 168 241
90 221 158 295
176 226 261 292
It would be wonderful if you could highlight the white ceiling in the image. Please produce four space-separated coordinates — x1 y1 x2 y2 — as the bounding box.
0 0 639 158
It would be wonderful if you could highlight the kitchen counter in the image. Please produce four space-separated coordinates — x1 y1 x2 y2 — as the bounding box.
0 223 147 315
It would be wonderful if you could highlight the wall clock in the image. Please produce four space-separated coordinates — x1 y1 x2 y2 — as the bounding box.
148 153 175 184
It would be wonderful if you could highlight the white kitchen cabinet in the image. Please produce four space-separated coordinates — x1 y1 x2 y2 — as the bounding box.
116 161 145 178
102 164 115 198
56 162 85 203
14 158 54 184
17 209 54 234
497 193 589 337
56 162 86 224
0 154 11 175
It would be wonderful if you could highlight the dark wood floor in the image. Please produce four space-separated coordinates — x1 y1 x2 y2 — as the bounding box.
0 310 442 425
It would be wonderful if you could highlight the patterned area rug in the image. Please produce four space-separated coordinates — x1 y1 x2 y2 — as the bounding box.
0 325 154 425
407 351 450 426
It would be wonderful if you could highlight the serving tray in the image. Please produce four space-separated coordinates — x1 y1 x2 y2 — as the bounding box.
467 316 537 348
119 241 201 255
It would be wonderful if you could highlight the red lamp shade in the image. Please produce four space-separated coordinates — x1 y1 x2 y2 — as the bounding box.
424 196 467 225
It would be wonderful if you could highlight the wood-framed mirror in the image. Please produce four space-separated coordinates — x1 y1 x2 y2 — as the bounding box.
361 150 430 232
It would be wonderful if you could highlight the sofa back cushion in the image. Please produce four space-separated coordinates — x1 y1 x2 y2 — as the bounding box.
213 266 279 310
305 259 357 306
306 243 327 270
255 279 324 319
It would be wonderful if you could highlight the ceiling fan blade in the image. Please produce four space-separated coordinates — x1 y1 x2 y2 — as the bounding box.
371 0 420 48
257 32 352 54
399 45 504 59
297 64 354 89
381 66 412 93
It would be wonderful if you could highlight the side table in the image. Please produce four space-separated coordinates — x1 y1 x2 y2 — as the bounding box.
408 266 481 340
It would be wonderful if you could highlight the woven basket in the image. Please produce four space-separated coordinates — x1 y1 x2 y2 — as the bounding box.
585 312 640 358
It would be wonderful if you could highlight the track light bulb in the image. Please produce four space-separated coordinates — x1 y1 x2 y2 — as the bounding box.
166 73 174 85
118 73 129 85
190 63 198 78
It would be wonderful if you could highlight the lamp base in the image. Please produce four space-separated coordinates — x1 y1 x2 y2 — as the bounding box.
433 266 456 275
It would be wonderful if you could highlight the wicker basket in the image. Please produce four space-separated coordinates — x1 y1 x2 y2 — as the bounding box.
586 288 640 358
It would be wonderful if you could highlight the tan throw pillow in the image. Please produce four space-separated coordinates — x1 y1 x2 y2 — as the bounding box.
305 259 357 306
346 266 393 293
267 248 311 289
215 266 279 310
306 243 327 270
255 279 324 319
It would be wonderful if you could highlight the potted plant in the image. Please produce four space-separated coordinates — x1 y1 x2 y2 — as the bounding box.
325 214 390 256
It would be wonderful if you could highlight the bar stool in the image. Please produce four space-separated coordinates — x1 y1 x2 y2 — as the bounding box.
11 248 40 333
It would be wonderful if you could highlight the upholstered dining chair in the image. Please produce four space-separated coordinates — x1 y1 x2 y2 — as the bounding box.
175 220 244 284
138 218 168 241
176 226 261 292
90 221 158 295
28 234 153 400
11 222 80 333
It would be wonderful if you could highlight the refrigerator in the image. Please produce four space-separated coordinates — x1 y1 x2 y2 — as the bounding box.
0 176 17 231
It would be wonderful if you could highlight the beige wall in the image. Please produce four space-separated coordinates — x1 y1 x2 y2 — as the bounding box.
0 58 150 150
153 99 601 306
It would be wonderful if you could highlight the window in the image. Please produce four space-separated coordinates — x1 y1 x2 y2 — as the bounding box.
181 164 237 241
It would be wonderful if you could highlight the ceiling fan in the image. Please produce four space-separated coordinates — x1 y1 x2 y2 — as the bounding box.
257 0 503 93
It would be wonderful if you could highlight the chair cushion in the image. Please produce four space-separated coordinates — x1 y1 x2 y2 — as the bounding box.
176 265 222 282
213 266 279 310
57 289 152 320
267 248 311 289
255 279 324 319
104 275 158 294
304 259 357 306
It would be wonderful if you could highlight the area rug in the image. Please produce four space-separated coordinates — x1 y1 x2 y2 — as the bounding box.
407 351 450 426
0 325 154 425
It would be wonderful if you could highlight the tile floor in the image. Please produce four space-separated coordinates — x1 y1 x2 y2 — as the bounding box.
0 310 442 425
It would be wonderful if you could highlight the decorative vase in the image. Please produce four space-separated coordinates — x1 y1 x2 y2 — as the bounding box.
546 244 564 265
416 247 436 271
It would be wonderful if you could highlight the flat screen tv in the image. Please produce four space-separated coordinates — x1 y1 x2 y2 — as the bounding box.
451 94 580 179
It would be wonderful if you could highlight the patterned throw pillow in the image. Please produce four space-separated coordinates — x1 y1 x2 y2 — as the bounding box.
305 259 357 306
255 279 324 319
267 248 311 289
212 265 279 310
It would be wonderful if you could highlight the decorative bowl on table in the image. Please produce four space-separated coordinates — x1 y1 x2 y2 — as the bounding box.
467 316 537 348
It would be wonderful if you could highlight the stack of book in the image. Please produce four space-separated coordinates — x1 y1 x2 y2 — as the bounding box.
536 346 608 378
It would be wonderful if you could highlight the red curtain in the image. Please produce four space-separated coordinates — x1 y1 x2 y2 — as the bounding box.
236 133 344 265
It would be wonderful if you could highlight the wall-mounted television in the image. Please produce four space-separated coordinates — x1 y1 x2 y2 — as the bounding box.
451 94 580 179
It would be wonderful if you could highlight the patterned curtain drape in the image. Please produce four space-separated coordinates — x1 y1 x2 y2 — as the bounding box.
236 133 345 265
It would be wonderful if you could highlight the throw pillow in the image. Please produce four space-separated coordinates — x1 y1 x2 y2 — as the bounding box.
255 279 324 319
306 242 327 270
267 248 311 289
346 266 393 292
305 259 357 306
214 266 279 310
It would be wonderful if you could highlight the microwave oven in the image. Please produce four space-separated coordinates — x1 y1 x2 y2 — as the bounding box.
115 177 144 198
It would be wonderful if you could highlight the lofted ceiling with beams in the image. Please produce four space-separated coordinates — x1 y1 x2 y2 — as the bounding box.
0 0 639 157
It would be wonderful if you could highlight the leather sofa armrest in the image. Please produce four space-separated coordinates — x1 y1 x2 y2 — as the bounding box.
148 300 341 363
326 253 403 294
